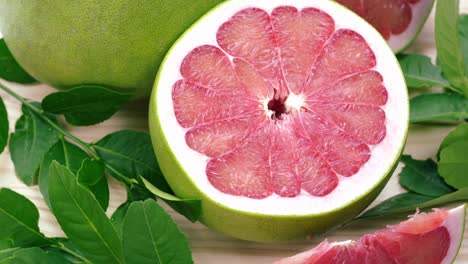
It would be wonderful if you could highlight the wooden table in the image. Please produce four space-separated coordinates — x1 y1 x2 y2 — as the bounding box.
1 3 468 263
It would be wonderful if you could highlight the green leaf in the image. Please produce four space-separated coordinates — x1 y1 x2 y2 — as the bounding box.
435 0 468 96
42 85 132 126
111 202 131 239
39 138 89 208
111 185 154 238
359 192 435 218
93 130 171 191
0 240 14 251
439 140 468 189
77 159 104 186
45 238 88 264
459 15 468 76
10 103 59 185
399 155 454 197
0 188 50 247
361 187 468 218
77 159 109 211
122 200 193 264
0 97 8 154
141 177 201 222
48 161 124 263
438 123 468 159
397 54 451 89
0 248 71 264
410 93 468 122
0 39 36 84
0 247 19 260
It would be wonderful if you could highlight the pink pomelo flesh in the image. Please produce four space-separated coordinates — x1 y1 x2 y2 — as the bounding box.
335 0 419 40
275 206 465 264
172 7 388 199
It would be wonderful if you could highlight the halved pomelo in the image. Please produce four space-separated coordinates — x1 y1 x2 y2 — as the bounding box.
335 0 435 52
275 204 466 264
149 0 408 241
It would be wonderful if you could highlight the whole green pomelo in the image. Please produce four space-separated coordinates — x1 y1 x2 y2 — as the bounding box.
0 1 224 97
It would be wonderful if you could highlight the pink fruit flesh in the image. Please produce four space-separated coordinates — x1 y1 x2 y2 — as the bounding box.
336 0 420 40
172 7 388 199
275 209 450 264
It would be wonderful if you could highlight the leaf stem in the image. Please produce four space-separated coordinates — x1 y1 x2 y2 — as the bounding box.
104 163 138 186
0 81 137 186
0 81 95 154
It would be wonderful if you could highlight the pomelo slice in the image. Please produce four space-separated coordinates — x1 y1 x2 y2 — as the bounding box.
275 204 466 264
149 0 408 241
335 0 435 52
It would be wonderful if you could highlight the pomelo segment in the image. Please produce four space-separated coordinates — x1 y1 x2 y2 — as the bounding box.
335 0 435 52
275 204 466 264
149 0 408 241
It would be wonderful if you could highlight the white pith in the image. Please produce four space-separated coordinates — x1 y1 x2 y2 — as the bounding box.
441 204 466 264
155 0 408 216
387 0 435 51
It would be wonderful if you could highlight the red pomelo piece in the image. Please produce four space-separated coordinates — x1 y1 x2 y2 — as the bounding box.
275 205 466 264
172 6 387 199
335 0 434 52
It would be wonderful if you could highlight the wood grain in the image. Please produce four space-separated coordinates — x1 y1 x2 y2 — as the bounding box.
1 4 468 263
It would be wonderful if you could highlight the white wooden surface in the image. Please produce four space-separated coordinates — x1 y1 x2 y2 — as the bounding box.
1 3 468 263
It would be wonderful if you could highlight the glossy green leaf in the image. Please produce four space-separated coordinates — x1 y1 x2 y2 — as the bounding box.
439 140 468 189
0 39 36 84
77 159 104 186
459 15 468 76
111 202 131 239
93 130 171 191
48 162 124 263
359 192 435 218
0 188 50 247
9 103 59 185
361 187 468 218
77 159 109 210
0 97 8 154
45 238 88 264
141 177 201 222
410 93 468 122
438 123 468 159
397 54 451 89
399 155 454 197
42 85 132 126
39 138 88 208
0 248 71 264
0 240 14 250
122 200 193 264
0 247 18 260
111 185 154 238
435 0 468 96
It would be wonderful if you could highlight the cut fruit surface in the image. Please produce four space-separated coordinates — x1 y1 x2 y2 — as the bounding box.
150 0 408 241
275 204 466 264
335 0 435 52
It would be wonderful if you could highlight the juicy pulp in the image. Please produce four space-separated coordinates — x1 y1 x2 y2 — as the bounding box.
275 205 466 264
173 7 388 199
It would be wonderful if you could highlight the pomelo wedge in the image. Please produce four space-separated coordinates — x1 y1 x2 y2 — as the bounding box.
335 0 435 52
149 0 408 241
275 204 466 264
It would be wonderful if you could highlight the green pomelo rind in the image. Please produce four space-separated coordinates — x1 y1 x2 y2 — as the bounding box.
149 0 409 242
0 0 223 97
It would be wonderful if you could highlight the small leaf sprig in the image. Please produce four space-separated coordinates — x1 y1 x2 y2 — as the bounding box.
0 39 197 262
